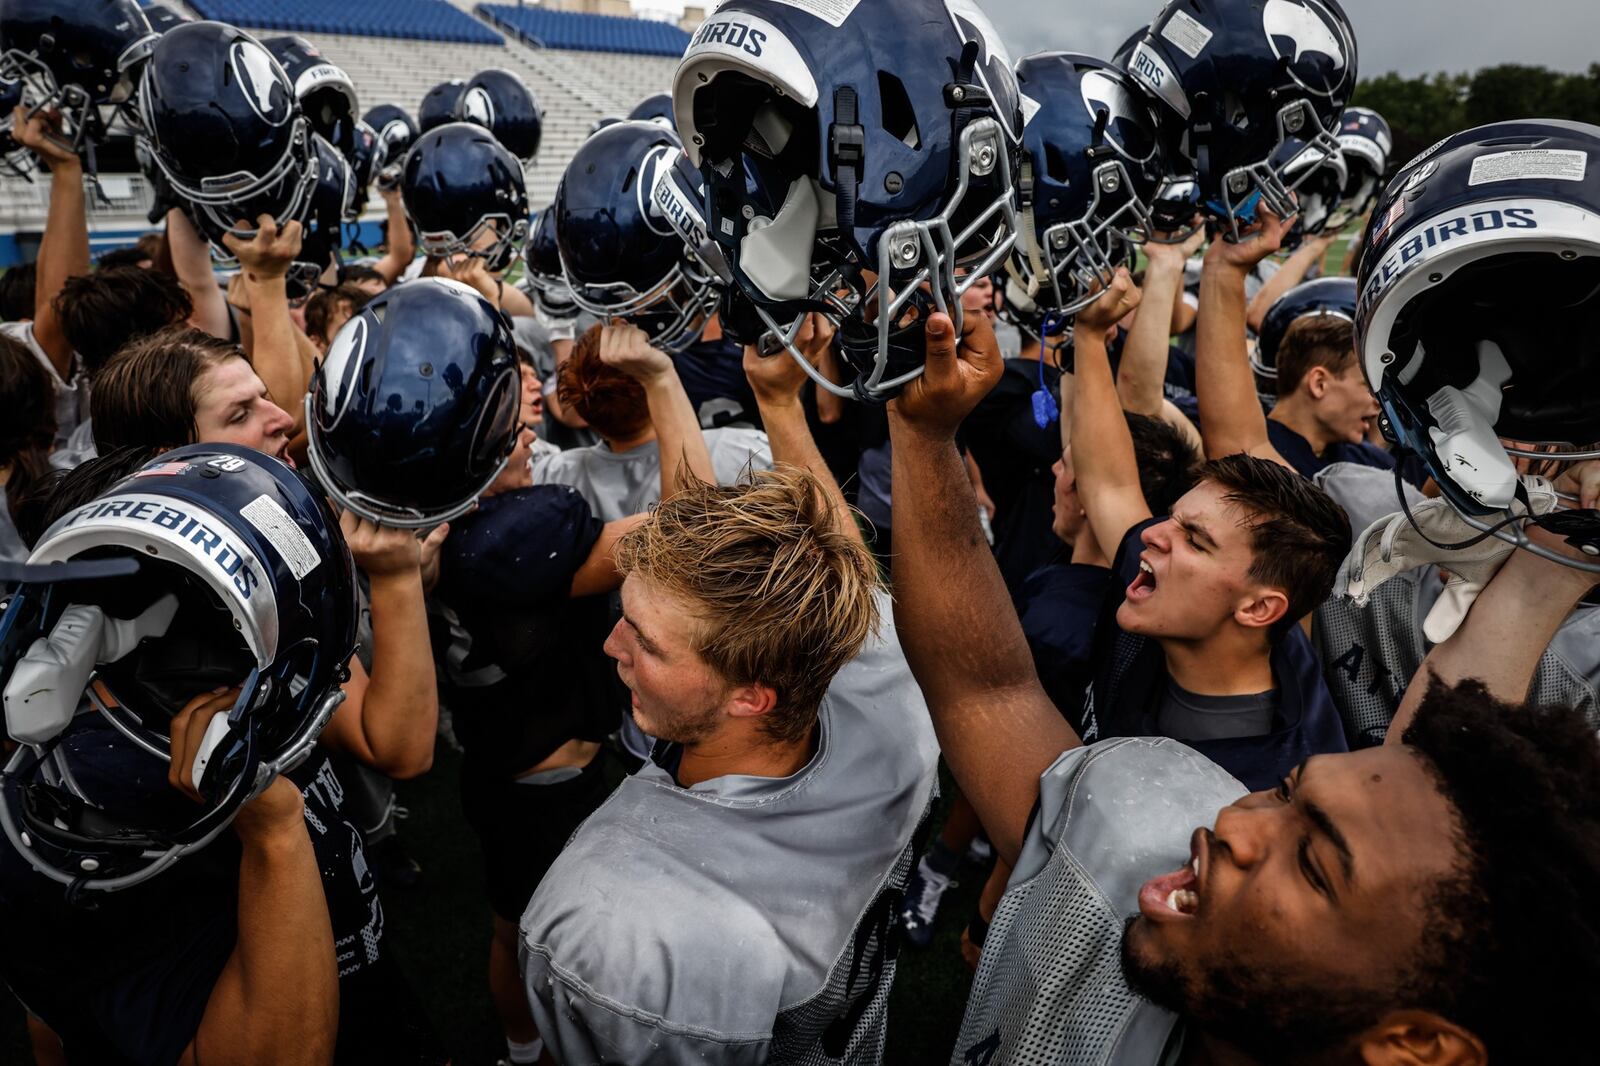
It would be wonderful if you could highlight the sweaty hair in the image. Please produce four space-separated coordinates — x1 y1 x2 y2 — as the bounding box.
1126 413 1200 517
54 267 193 374
91 326 243 453
557 323 651 441
304 283 372 345
613 467 881 744
1398 678 1600 1062
1275 315 1357 398
0 261 37 322
0 334 57 524
1194 453 1350 639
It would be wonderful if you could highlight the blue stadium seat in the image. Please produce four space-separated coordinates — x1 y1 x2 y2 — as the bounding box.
477 4 689 57
185 0 505 45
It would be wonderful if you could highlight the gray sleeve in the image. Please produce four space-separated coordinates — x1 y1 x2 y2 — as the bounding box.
521 943 771 1066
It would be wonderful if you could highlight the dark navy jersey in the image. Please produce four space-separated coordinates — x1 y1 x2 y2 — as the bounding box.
0 722 441 1065
1014 561 1111 720
433 485 615 777
1266 418 1397 481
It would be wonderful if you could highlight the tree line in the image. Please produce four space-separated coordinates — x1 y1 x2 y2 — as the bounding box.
1354 64 1600 173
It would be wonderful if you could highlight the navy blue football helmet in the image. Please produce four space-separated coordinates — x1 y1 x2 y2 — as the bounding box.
344 119 381 219
1329 105 1392 229
1008 53 1165 322
262 35 359 159
1272 136 1348 249
1122 0 1357 240
288 135 354 300
672 0 1024 401
523 201 579 327
418 79 464 133
401 122 529 271
1356 119 1600 567
455 68 542 164
627 92 675 129
1253 275 1355 397
363 103 417 190
306 278 522 528
0 0 157 158
138 22 316 246
0 445 357 893
555 120 718 353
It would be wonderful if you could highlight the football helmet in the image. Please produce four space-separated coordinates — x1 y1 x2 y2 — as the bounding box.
455 68 542 164
262 35 359 158
343 119 382 219
0 0 158 157
141 3 191 35
401 121 529 271
627 92 675 129
363 103 417 190
672 0 1024 401
1272 136 1348 249
287 134 355 300
137 22 316 246
555 120 718 353
1356 119 1600 567
523 202 580 328
0 445 356 893
0 74 35 179
1122 0 1357 240
1253 275 1355 397
1008 52 1164 319
1329 105 1392 229
418 78 465 132
306 278 521 528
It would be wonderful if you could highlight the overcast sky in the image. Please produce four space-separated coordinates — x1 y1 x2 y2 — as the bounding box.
979 0 1600 79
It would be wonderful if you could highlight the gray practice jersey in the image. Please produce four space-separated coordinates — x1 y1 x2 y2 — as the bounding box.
1315 564 1600 746
520 590 939 1065
955 739 1245 1066
529 428 773 522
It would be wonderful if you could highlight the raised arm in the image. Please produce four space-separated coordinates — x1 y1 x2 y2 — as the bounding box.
166 208 232 339
1195 212 1295 465
598 323 715 498
1245 229 1336 332
369 186 415 285
317 514 438 779
223 218 313 433
743 314 861 546
168 693 337 1066
1388 527 1600 742
15 108 88 379
1070 269 1154 557
1118 228 1204 417
887 311 1079 866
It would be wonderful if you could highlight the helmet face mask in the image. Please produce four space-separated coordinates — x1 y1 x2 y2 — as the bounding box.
401 122 530 268
1211 98 1346 239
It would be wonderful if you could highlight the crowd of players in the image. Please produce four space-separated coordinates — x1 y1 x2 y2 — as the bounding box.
0 0 1598 1062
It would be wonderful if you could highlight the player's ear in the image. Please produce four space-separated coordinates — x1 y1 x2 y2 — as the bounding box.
725 682 778 720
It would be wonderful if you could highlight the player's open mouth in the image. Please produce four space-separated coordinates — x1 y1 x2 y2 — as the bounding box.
1126 557 1157 602
1138 832 1204 921
275 439 295 469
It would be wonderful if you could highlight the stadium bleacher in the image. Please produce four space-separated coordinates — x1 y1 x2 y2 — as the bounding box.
479 4 690 57
186 0 504 45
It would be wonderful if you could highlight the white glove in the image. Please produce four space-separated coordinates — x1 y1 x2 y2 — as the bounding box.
1336 476 1558 642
